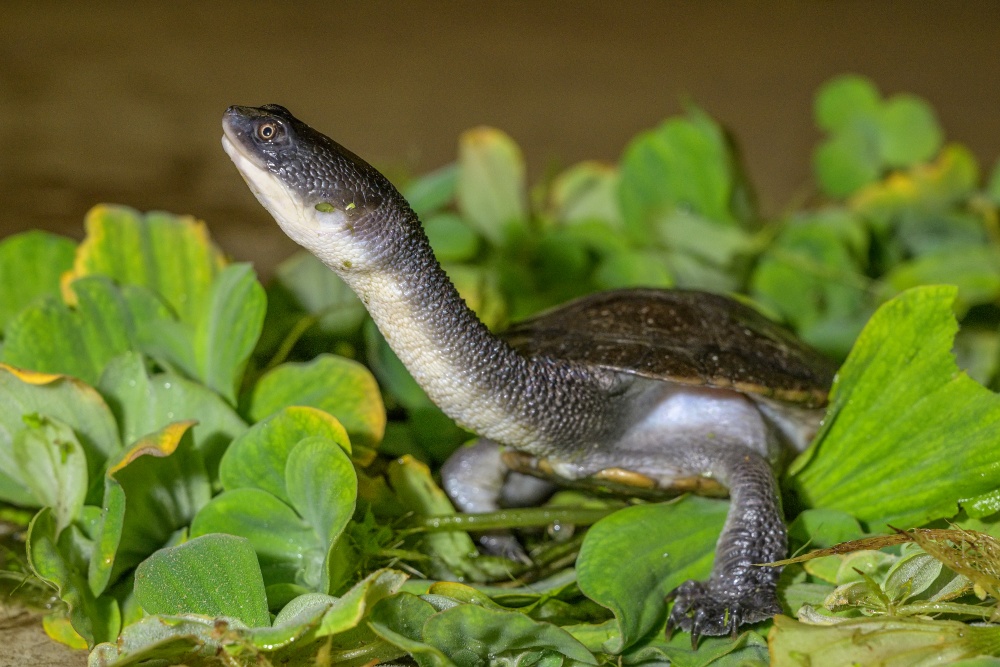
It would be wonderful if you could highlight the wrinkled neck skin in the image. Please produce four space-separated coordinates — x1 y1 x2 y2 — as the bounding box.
307 205 619 457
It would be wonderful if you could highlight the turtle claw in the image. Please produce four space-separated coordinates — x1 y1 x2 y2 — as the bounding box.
665 578 781 645
478 531 532 565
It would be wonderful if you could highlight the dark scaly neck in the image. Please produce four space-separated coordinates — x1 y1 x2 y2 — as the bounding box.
342 209 616 454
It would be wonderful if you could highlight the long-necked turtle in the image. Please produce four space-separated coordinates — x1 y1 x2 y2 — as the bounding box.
221 104 836 641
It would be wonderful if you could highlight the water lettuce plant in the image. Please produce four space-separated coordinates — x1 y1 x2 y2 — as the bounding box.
1 73 1000 665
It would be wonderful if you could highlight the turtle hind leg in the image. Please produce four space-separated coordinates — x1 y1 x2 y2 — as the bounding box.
665 445 786 645
441 439 555 563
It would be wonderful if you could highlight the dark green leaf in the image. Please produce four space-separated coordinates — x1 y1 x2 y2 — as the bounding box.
425 213 481 263
405 163 458 218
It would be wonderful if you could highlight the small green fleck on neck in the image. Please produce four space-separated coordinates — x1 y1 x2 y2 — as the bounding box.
315 202 335 213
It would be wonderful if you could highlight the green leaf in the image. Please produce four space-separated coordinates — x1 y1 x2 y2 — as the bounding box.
593 250 673 290
425 213 481 263
27 508 121 647
769 615 1000 666
883 552 942 603
877 94 943 168
0 231 75 335
3 276 138 386
89 421 211 596
97 353 247 480
0 366 120 505
13 414 88 534
245 354 385 447
622 630 769 667
786 509 865 551
549 161 623 228
285 435 357 550
420 604 598 667
134 533 270 627
455 127 528 245
191 487 316 588
192 263 266 403
219 406 349 504
619 109 739 243
69 205 226 326
788 286 1000 530
273 251 367 337
814 129 881 198
883 245 1000 317
405 163 458 218
815 74 881 132
576 497 728 652
987 158 1000 205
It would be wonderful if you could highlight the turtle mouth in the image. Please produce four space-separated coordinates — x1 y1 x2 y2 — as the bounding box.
221 130 318 233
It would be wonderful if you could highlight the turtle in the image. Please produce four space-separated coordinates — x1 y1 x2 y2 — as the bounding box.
221 104 836 642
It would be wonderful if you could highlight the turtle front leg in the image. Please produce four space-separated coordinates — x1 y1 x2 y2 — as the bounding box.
441 439 555 562
666 445 786 643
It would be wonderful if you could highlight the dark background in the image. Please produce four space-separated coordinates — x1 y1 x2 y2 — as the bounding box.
3 1 999 276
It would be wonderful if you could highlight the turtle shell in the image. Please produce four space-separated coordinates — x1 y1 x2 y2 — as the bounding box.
501 288 836 408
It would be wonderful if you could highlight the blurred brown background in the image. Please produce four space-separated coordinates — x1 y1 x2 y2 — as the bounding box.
2 1 999 277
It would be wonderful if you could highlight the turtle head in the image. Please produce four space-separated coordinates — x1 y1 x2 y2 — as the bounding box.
222 104 411 274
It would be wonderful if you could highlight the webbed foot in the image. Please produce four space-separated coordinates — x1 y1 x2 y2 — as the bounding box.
665 577 782 646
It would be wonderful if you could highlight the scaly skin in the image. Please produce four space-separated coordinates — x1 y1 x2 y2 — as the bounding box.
222 104 822 641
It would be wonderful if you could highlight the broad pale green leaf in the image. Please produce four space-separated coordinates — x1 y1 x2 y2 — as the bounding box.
3 276 137 386
285 435 357 550
0 231 75 335
69 204 226 325
549 161 624 228
813 129 881 198
191 487 316 589
192 263 266 403
788 286 1000 529
0 365 120 505
768 615 1000 666
134 533 270 627
88 615 219 667
814 74 881 133
13 414 88 534
656 209 752 267
89 422 211 596
27 507 121 647
455 127 528 245
877 94 943 168
312 569 408 637
219 406 349 504
245 354 385 447
420 604 597 667
576 497 728 652
98 353 246 479
619 108 738 243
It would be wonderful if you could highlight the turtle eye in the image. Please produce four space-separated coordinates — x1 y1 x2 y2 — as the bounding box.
256 122 279 141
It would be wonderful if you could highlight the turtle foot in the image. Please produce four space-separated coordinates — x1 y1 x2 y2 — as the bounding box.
665 578 782 647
